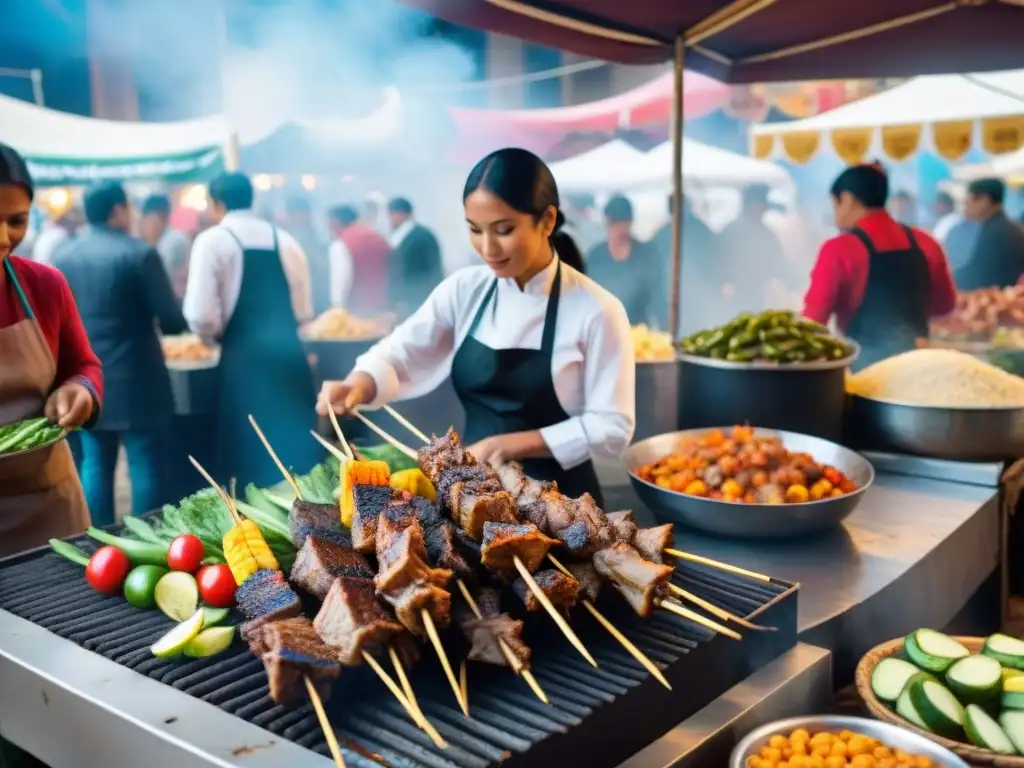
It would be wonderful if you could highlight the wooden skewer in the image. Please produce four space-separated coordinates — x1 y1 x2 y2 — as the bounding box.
325 407 355 460
305 677 347 768
547 555 671 690
389 647 448 748
656 598 742 640
456 580 549 704
310 429 350 464
189 455 243 526
351 410 418 459
422 608 470 716
665 548 770 583
667 584 775 631
248 415 302 499
382 404 431 445
513 557 597 667
459 660 468 711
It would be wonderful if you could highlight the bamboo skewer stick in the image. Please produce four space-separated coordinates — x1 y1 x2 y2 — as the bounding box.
422 608 470 716
667 584 774 631
188 456 346 768
389 646 448 748
351 410 419 460
247 417 446 745
305 677 348 768
456 579 549 704
459 660 468 711
310 430 350 464
656 599 742 640
382 404 431 445
547 555 671 690
325 407 354 461
665 548 770 583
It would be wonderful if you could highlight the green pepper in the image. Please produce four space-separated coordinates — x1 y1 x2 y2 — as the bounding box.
710 348 728 359
86 527 169 567
797 318 830 334
761 343 783 360
760 326 792 342
698 328 727 353
726 349 757 362
728 330 758 350
784 350 808 363
775 339 804 354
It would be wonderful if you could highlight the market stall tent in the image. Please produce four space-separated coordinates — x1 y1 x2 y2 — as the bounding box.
750 71 1024 165
0 93 230 186
548 139 647 192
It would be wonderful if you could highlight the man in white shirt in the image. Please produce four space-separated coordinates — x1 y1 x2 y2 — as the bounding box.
182 172 320 487
33 206 83 264
931 190 963 246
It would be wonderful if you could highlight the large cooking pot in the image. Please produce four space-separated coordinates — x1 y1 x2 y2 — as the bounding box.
677 347 858 442
634 359 679 441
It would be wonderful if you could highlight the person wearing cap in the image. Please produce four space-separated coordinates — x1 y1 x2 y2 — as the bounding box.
183 172 320 488
955 178 1024 291
803 163 957 370
139 193 192 299
386 196 444 317
326 204 392 315
0 142 101 554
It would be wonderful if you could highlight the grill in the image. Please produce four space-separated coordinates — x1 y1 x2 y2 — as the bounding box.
0 532 797 768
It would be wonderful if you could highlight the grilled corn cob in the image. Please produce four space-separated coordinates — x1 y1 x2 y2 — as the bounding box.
340 460 391 526
390 468 436 502
223 519 279 585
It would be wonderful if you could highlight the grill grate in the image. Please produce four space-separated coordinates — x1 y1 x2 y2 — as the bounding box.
0 533 797 767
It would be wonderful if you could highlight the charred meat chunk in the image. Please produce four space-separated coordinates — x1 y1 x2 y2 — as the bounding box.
313 577 405 666
383 582 451 636
439 470 518 539
235 570 301 622
606 510 639 545
422 519 472 577
418 427 476 483
259 616 341 703
390 633 421 669
567 562 602 603
462 614 530 668
351 484 394 553
492 461 556 504
480 522 558 576
375 514 453 593
290 500 345 549
633 524 675 565
290 537 373 600
513 568 579 613
593 543 673 618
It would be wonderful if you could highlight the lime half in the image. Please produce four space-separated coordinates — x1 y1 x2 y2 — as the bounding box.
201 606 231 627
184 626 236 659
154 571 199 622
151 609 205 658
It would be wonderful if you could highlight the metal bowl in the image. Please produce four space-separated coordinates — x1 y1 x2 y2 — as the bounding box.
850 394 1024 461
624 427 875 538
730 715 969 767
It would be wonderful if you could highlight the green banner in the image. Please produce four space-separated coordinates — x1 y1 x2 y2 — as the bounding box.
24 146 224 186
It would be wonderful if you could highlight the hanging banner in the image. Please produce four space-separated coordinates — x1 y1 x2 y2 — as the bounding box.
981 117 1024 155
830 128 872 164
752 134 774 160
932 121 973 161
24 146 225 187
780 131 821 165
881 124 922 162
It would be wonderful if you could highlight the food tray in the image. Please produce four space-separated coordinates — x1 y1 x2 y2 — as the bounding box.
623 427 874 538
730 714 968 767
855 636 1024 767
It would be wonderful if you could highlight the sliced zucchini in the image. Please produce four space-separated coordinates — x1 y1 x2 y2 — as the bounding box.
896 681 931 731
984 633 1024 671
1001 710 1024 755
945 654 1003 703
905 629 970 674
908 675 965 737
872 657 921 703
964 704 1015 754
1004 690 1024 711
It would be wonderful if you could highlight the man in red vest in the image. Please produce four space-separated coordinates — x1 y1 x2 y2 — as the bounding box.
326 204 391 315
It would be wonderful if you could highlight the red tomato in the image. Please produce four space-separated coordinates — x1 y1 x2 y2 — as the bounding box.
167 535 205 573
196 564 236 607
85 546 131 595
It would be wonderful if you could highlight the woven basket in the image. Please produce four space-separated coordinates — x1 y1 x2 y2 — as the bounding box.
855 636 1024 767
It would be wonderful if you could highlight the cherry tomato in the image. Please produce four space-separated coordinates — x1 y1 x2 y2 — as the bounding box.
85 545 131 595
196 564 236 608
167 535 205 573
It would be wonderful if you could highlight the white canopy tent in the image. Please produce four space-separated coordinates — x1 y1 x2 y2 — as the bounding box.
550 137 789 194
0 93 230 185
750 71 1024 165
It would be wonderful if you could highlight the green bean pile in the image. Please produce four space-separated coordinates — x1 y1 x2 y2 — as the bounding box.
679 310 856 364
0 417 65 455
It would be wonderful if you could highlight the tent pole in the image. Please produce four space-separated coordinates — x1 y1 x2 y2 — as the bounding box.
669 34 686 337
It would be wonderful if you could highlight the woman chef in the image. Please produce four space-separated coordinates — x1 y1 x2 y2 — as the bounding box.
0 143 101 555
318 148 635 504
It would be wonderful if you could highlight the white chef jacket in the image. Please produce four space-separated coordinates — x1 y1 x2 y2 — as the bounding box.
354 256 636 470
183 210 313 342
328 238 354 309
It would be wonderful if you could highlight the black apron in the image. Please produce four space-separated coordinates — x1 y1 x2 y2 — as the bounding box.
450 261 603 505
845 225 931 372
215 228 321 487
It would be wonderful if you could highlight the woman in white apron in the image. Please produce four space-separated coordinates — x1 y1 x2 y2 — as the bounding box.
0 143 99 557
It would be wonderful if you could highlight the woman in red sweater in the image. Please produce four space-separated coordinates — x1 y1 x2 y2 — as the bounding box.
0 143 102 555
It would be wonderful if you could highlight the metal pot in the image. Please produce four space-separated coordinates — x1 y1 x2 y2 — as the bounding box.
634 360 679 442
677 348 858 442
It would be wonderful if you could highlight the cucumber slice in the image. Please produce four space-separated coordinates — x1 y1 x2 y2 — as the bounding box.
984 633 1024 670
201 606 231 627
946 654 1003 703
964 704 1015 754
905 629 970 673
1004 690 1024 710
908 675 965 737
896 681 931 731
872 657 921 703
1000 710 1024 755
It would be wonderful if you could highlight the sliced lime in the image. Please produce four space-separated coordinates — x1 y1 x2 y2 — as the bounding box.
183 626 236 659
151 609 205 658
154 571 199 622
201 606 231 627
